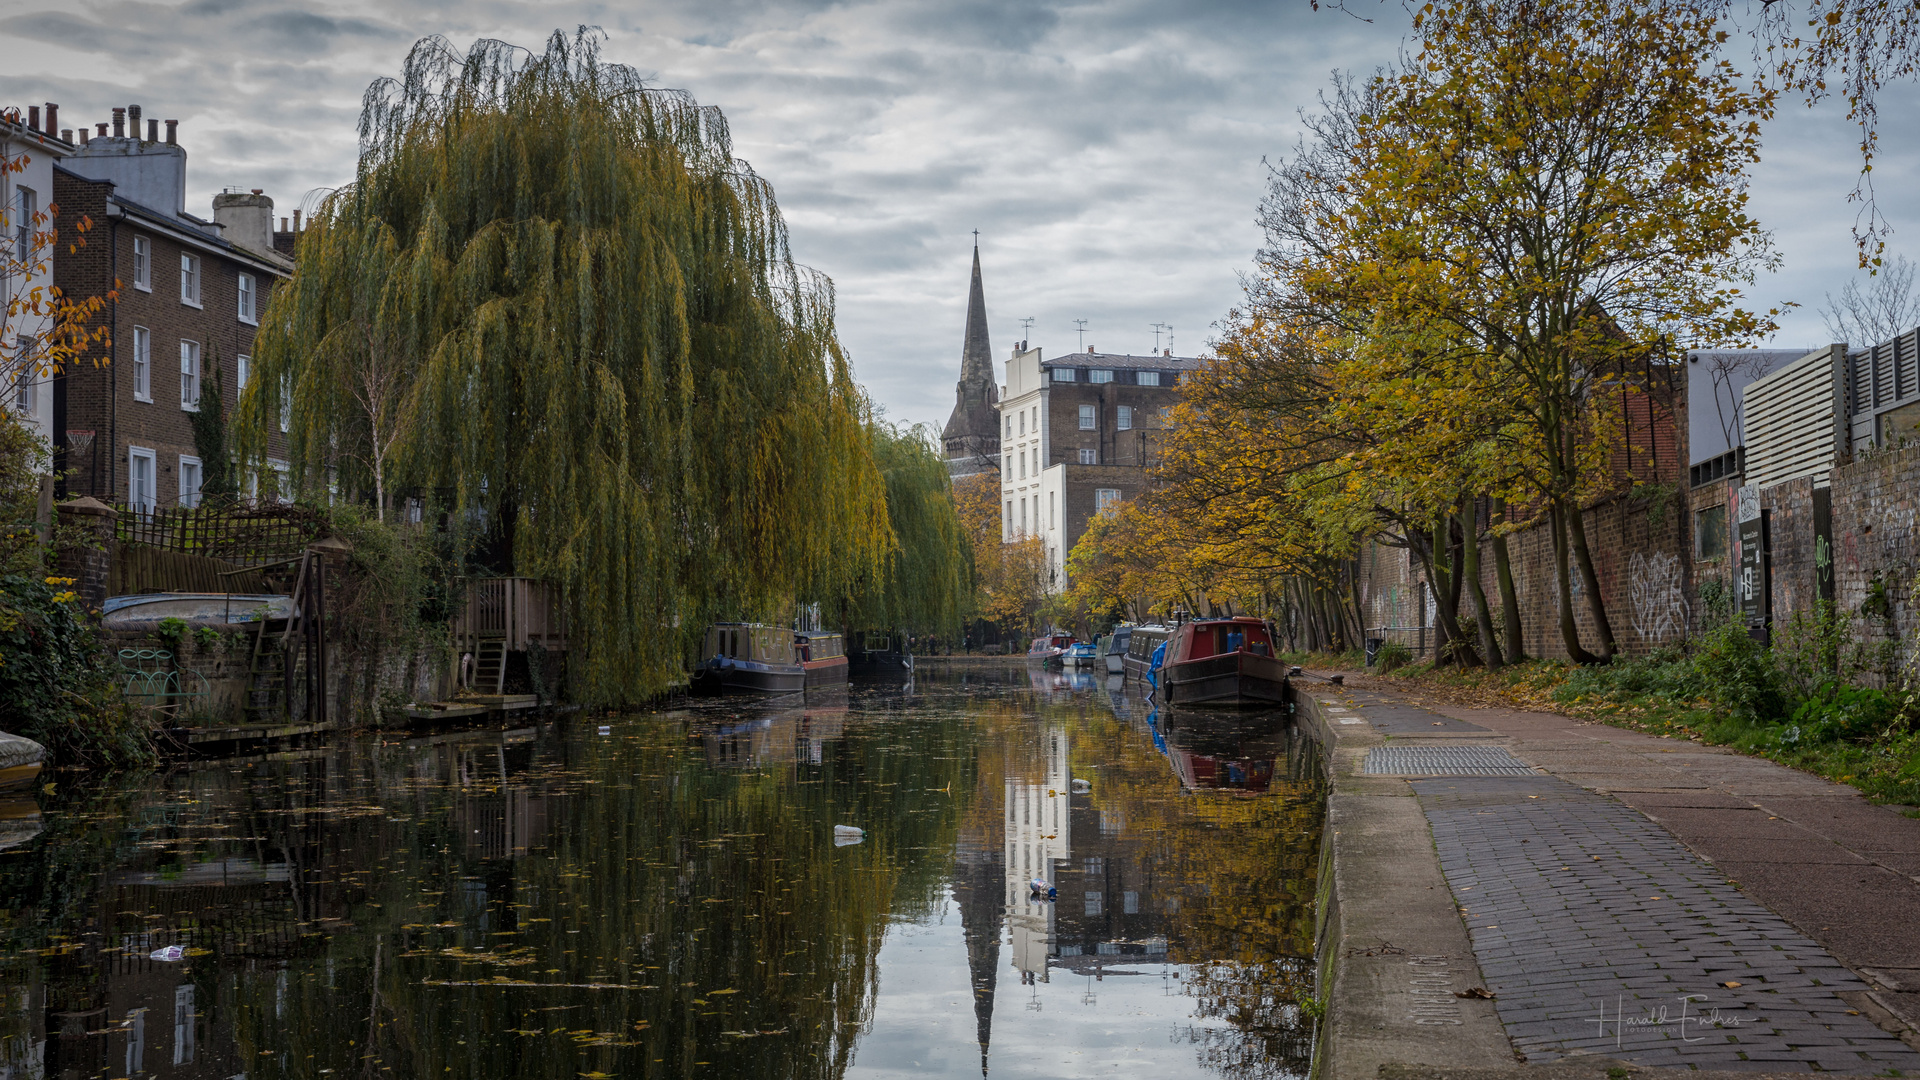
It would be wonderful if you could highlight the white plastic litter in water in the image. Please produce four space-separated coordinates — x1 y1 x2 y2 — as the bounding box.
1069 778 1091 794
149 945 184 962
833 825 865 846
597 725 612 735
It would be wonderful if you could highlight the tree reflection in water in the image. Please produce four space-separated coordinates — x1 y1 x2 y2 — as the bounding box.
0 667 1321 1080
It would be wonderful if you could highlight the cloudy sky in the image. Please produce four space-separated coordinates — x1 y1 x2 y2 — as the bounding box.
4 0 1915 433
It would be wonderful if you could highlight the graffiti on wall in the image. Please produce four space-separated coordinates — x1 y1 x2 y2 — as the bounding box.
1628 551 1690 642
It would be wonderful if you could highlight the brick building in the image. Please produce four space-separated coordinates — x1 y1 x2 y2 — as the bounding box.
50 103 294 509
998 344 1200 586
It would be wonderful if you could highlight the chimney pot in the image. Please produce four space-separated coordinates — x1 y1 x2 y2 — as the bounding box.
63 130 74 143
112 108 125 138
147 118 158 143
27 107 40 132
45 103 57 135
293 209 302 231
165 119 177 145
280 217 288 231
251 188 262 196
96 122 108 138
1087 345 1094 354
127 104 142 139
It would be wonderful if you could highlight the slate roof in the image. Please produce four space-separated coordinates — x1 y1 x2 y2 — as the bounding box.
1042 351 1203 371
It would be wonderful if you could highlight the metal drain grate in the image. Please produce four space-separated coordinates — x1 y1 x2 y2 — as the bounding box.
1362 745 1537 776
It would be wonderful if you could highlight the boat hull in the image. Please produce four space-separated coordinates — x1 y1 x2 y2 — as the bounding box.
803 656 850 687
707 661 806 695
1163 651 1289 707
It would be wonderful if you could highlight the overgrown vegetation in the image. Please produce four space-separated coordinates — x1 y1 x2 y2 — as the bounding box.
0 573 159 768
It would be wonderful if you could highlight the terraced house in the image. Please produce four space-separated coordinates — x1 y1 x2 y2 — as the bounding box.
51 103 295 510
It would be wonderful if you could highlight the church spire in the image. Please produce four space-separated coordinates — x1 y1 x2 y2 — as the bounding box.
961 237 993 383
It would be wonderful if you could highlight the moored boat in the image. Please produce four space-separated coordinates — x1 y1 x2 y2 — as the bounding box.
1155 617 1288 707
1104 626 1133 675
694 623 805 696
1062 640 1099 668
1123 624 1173 682
1027 632 1073 667
797 630 850 688
0 732 43 794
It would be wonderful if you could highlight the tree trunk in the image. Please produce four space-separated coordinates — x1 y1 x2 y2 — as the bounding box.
1565 500 1617 660
1460 504 1503 667
1550 502 1601 664
1491 497 1526 662
1415 521 1480 666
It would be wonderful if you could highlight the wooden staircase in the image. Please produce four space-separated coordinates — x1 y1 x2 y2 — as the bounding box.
242 549 330 725
471 638 507 695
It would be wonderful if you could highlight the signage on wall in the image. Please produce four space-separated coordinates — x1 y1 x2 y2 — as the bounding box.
1736 484 1769 646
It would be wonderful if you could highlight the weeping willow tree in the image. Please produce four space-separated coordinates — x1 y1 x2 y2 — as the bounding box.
842 421 969 637
237 30 894 702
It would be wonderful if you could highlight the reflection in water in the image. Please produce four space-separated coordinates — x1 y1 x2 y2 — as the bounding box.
0 668 1321 1080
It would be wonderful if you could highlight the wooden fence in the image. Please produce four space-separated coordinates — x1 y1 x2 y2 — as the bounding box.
452 578 568 651
115 503 328 568
109 543 271 596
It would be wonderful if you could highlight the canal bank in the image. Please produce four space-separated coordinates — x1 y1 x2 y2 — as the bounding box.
1299 674 1920 1077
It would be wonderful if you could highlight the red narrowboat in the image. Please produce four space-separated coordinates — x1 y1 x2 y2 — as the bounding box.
1157 617 1288 707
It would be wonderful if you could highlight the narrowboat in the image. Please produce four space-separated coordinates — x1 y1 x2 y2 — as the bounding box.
694 622 805 696
1156 617 1288 707
1104 626 1134 675
1123 624 1173 682
796 630 851 688
848 630 913 674
1027 632 1073 666
1062 640 1099 668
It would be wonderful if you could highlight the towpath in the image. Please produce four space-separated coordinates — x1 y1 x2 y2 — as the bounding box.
1303 671 1920 1078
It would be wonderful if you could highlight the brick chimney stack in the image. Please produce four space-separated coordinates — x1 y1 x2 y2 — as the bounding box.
164 119 176 145
127 104 142 139
112 108 125 137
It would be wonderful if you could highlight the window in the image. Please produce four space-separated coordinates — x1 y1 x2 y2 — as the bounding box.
1089 369 1112 384
1123 891 1140 914
132 326 152 400
268 460 291 502
1019 498 1027 532
1002 452 1010 473
1078 404 1095 430
236 354 250 392
1050 492 1056 529
1117 405 1133 430
1018 411 1026 435
1137 370 1160 387
14 187 34 262
179 252 200 306
1084 857 1104 875
1695 506 1728 561
1079 448 1096 465
128 447 156 515
133 235 152 291
1018 451 1026 479
237 272 256 323
178 455 203 508
1052 367 1074 383
1096 488 1121 513
1005 501 1012 538
279 374 291 432
1005 415 1012 438
1158 406 1172 427
179 340 200 410
1084 891 1103 916
11 337 34 413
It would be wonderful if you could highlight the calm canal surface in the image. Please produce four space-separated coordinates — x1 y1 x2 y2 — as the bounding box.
0 667 1324 1080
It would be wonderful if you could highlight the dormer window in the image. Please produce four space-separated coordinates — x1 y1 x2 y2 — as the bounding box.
1089 370 1113 384
1052 368 1075 383
1137 371 1161 387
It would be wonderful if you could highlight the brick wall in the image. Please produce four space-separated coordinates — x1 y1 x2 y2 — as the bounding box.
52 169 286 506
1831 444 1920 667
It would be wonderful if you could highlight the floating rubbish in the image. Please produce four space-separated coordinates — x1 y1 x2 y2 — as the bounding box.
1028 878 1056 900
1069 778 1091 794
597 725 612 735
833 825 865 847
149 945 184 962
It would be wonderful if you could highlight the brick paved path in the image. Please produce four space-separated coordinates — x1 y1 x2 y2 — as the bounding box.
1415 774 1920 1072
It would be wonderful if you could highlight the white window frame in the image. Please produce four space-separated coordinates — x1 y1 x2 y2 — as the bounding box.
179 340 200 411
1018 451 1026 479
1089 369 1113 384
13 187 34 262
1079 448 1097 465
236 353 250 393
1004 501 1012 540
1117 405 1133 430
1096 488 1121 513
132 326 152 401
179 252 201 307
128 446 156 516
133 235 152 292
178 454 203 509
269 459 291 502
1137 370 1160 387
1078 404 1096 430
11 336 34 413
237 272 256 324
1052 368 1075 383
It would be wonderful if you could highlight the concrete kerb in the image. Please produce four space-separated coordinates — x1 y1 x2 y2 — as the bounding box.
1296 682 1517 1079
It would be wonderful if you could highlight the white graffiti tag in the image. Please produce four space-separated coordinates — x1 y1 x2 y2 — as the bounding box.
1628 551 1690 642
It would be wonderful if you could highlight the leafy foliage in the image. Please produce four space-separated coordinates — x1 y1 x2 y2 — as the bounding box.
0 573 157 768
238 31 893 702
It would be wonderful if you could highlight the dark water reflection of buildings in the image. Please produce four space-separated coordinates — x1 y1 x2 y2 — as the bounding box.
0 672 1321 1080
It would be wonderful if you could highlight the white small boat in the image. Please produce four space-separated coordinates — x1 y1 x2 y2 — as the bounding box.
102 593 294 630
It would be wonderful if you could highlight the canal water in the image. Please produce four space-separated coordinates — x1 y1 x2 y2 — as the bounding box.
0 667 1324 1080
